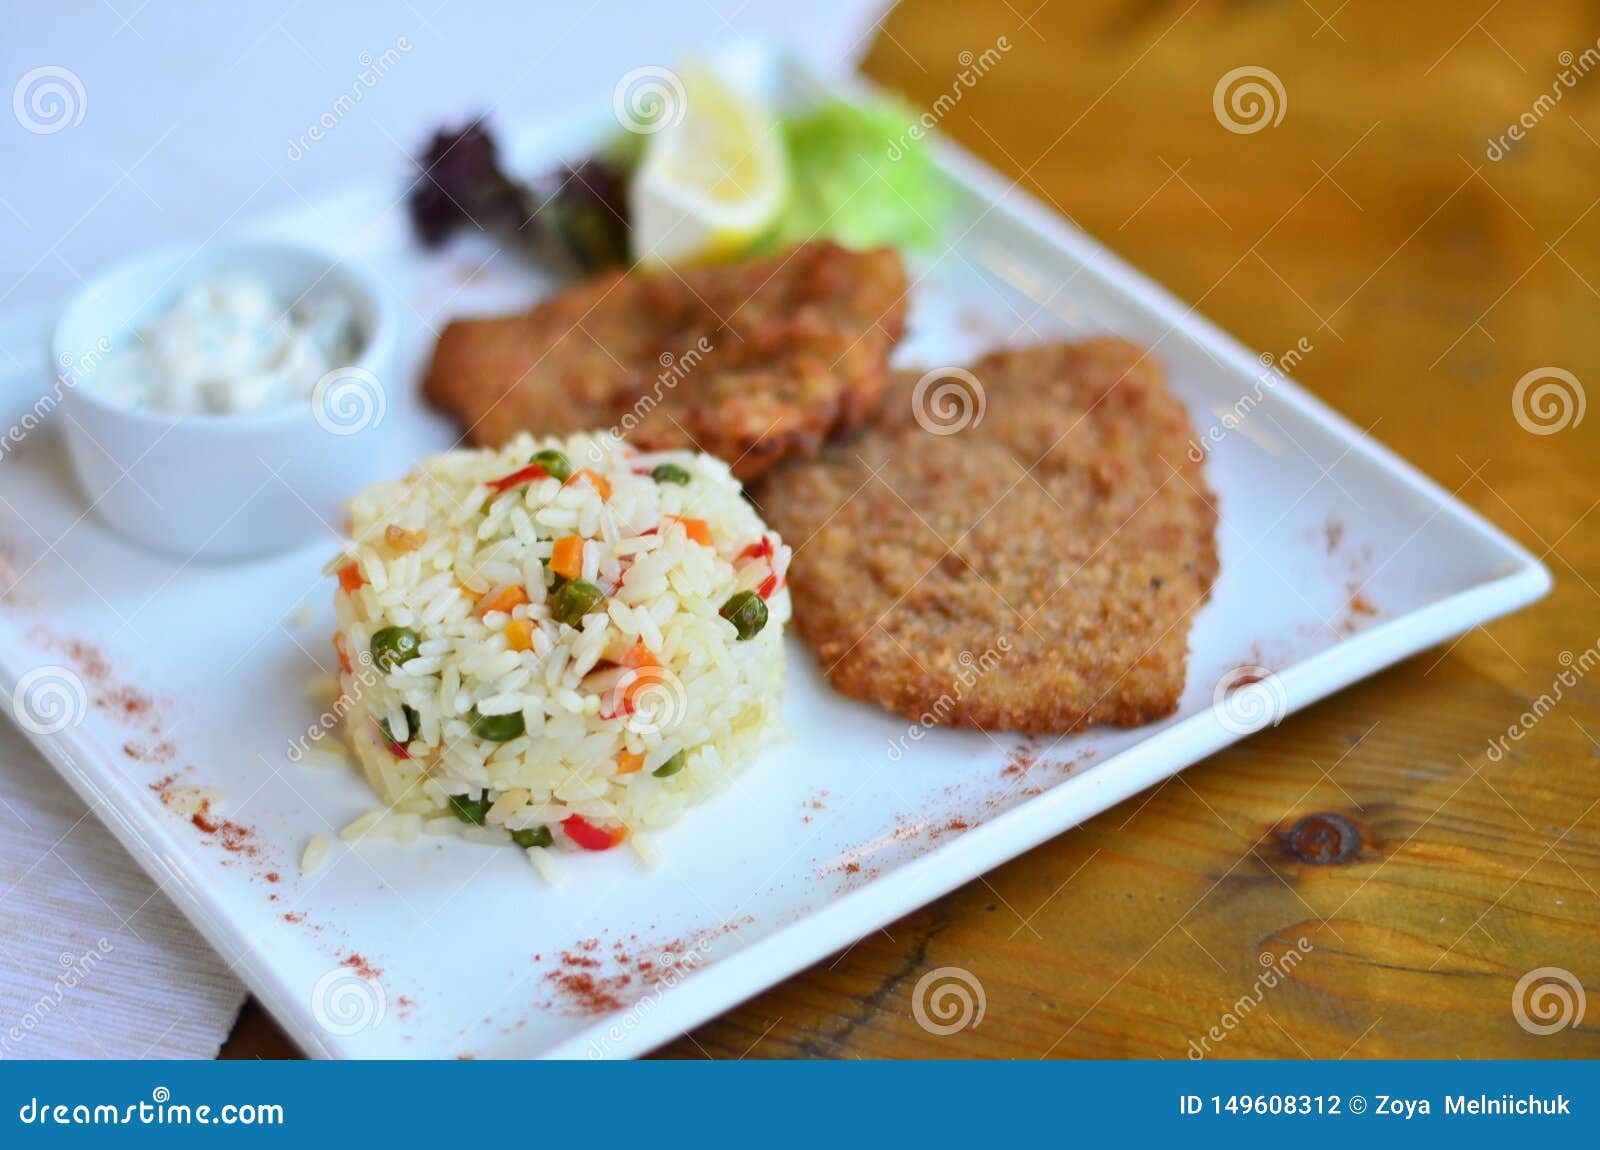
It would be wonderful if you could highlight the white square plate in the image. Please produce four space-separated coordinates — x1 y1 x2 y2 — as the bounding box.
0 45 1548 1058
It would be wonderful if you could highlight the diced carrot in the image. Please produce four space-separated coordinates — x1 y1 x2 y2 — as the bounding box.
504 618 535 652
337 563 365 593
550 535 584 580
477 584 529 618
618 640 666 712
616 751 645 775
333 633 353 674
622 639 659 670
663 516 712 546
564 469 612 501
385 524 426 552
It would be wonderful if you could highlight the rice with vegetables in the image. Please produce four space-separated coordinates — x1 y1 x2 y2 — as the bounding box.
326 431 790 869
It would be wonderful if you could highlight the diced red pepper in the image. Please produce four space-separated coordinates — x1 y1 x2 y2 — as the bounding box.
758 573 782 600
486 463 549 494
386 738 410 759
737 538 774 564
563 814 626 851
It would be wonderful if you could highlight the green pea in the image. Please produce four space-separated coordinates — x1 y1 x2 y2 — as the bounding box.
532 449 573 483
471 708 525 742
551 579 605 627
370 626 421 669
380 704 421 745
448 790 491 825
719 590 768 641
650 462 692 485
652 749 687 778
511 825 553 849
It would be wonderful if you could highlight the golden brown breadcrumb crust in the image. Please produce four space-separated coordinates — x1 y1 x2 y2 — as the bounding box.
757 340 1220 733
422 242 908 481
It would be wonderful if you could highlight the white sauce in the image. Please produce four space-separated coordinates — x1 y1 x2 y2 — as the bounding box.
93 276 358 415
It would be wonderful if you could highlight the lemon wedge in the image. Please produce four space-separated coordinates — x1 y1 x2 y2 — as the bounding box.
630 64 787 268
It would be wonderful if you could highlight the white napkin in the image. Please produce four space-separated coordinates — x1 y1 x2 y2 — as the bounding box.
0 720 246 1059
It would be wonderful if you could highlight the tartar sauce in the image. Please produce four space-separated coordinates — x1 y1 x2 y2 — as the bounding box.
93 276 357 415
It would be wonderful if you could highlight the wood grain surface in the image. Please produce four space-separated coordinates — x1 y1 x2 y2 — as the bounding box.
224 0 1600 1059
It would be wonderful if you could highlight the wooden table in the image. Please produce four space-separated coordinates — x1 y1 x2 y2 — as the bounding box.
224 0 1600 1059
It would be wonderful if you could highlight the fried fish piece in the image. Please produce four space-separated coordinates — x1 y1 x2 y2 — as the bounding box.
758 340 1219 733
422 242 908 481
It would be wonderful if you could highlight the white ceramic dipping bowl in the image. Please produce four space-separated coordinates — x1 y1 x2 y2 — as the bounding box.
52 241 396 561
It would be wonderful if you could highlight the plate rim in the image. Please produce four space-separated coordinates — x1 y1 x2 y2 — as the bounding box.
0 44 1551 1060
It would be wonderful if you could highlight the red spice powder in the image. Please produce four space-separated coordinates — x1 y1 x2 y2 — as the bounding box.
1323 516 1345 556
282 912 305 924
147 773 179 793
264 872 280 883
341 953 381 980
190 801 257 858
539 921 747 1017
544 968 628 1014
124 739 177 764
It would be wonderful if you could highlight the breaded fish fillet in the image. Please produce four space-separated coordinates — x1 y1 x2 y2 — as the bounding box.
758 340 1219 733
422 242 908 481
